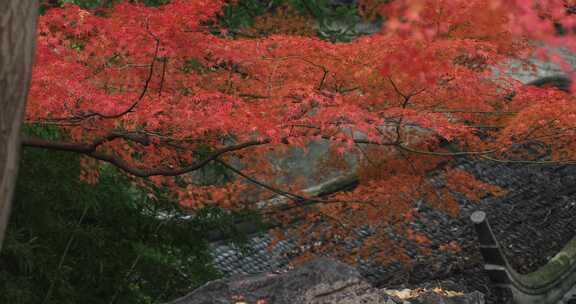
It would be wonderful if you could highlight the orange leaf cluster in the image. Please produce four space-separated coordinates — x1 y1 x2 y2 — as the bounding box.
248 5 316 37
28 0 576 266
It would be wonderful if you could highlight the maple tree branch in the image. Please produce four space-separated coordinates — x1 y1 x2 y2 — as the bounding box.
112 63 152 70
518 128 576 143
354 144 378 166
214 159 371 215
352 138 397 146
395 146 446 204
478 155 576 165
74 29 161 121
20 124 402 181
158 57 167 97
25 120 81 127
470 125 505 129
430 109 517 115
215 159 307 202
387 76 408 100
522 119 559 141
22 135 271 177
21 131 151 154
296 58 330 90
238 93 270 99
387 77 426 144
264 197 377 217
396 144 496 156
215 159 363 210
319 68 329 90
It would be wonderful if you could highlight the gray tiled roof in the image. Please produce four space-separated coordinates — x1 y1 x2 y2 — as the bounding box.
208 155 576 282
210 235 295 276
207 47 576 281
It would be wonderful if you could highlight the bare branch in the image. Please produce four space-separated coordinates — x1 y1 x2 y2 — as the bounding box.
215 159 306 201
22 135 271 177
479 155 576 165
79 34 160 120
430 109 517 115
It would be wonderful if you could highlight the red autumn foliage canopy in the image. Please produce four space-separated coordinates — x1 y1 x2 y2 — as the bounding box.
26 0 576 263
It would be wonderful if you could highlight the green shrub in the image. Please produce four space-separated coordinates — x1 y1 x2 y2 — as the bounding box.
0 146 220 304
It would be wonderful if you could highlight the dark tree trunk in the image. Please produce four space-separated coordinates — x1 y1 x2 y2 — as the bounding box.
0 0 38 250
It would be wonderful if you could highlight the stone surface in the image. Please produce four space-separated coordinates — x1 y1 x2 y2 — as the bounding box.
165 258 483 304
411 291 485 304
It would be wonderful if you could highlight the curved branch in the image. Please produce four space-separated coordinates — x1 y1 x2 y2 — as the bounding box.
21 123 497 181
21 131 151 154
479 155 576 165
91 139 269 177
80 36 160 120
215 159 306 201
22 135 270 177
396 144 497 156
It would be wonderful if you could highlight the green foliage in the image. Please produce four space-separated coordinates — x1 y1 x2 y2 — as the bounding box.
218 0 274 30
220 0 367 42
289 0 358 22
179 58 208 75
59 0 110 9
43 0 369 42
287 0 366 42
0 146 221 304
56 0 169 9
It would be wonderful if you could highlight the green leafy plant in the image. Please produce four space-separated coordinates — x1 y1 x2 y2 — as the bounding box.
0 143 221 304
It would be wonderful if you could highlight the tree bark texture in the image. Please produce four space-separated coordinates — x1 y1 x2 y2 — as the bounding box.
0 0 38 250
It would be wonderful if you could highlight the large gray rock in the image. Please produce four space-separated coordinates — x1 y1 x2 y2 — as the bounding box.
165 258 483 304
411 291 485 304
165 258 371 304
